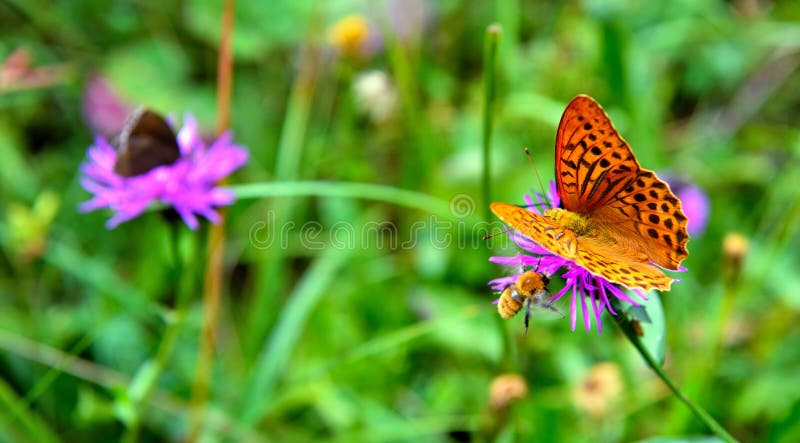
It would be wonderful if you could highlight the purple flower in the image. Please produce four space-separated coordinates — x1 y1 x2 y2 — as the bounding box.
383 0 432 41
79 114 248 230
82 75 133 138
488 182 647 333
358 0 434 55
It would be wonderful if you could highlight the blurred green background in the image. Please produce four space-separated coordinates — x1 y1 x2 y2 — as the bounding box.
2 0 800 441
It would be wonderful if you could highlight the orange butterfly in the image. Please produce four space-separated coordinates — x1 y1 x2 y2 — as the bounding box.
491 95 689 292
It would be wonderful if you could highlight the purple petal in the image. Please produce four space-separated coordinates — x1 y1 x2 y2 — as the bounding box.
569 284 578 331
579 278 591 331
488 276 516 290
177 114 201 155
589 286 603 334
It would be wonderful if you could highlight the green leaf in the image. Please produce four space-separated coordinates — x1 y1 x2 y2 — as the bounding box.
636 437 725 443
627 304 653 324
631 291 666 365
0 377 59 443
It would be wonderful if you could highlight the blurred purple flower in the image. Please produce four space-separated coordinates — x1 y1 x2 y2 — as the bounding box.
665 177 710 237
384 0 432 41
82 75 133 138
488 182 646 333
79 115 248 230
360 0 434 53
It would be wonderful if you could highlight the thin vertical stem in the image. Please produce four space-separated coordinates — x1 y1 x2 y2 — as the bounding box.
482 24 515 372
611 301 739 443
245 39 320 352
481 24 501 223
122 224 194 442
386 35 425 188
188 0 236 441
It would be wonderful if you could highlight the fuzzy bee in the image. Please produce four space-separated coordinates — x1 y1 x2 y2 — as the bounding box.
497 271 560 332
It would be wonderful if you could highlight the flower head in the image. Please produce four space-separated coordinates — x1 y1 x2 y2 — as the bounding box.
489 182 647 333
572 362 623 417
353 70 397 124
489 373 529 412
329 15 374 58
82 75 133 138
79 113 248 230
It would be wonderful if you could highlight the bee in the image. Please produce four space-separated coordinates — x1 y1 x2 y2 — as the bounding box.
497 270 560 332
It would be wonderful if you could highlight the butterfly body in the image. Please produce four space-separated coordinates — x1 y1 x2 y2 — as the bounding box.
492 95 689 292
545 208 600 238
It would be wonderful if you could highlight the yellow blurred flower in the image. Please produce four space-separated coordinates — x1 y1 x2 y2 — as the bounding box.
7 190 60 263
489 373 528 412
722 232 749 275
329 15 371 58
572 362 623 417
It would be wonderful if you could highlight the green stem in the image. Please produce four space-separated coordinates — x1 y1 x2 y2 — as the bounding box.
494 313 518 372
245 37 320 354
482 24 518 374
239 243 354 425
0 375 60 443
481 24 501 223
611 302 739 443
188 0 236 439
121 224 192 443
230 181 453 218
386 27 431 188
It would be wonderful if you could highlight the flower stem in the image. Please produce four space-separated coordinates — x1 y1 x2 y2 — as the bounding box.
610 303 739 443
188 0 236 440
121 224 192 442
385 25 432 189
481 24 501 223
230 181 453 218
239 245 353 425
245 36 319 354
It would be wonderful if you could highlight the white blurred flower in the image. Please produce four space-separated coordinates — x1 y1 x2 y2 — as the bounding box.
353 70 398 124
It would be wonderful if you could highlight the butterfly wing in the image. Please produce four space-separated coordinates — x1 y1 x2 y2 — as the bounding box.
491 203 674 291
590 170 689 270
555 95 689 270
114 108 181 177
574 236 674 291
490 203 578 261
555 95 641 213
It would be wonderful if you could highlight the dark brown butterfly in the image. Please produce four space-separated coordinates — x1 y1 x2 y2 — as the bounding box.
113 108 181 177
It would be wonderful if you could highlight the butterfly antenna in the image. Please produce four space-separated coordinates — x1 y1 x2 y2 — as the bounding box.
524 147 548 201
482 227 511 241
